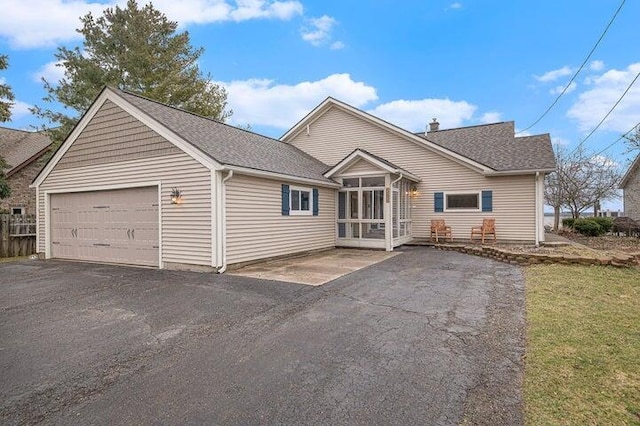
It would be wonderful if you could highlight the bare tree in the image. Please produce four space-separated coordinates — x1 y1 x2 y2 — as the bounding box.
545 145 622 225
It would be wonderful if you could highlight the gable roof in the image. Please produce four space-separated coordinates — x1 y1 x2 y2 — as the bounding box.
281 97 556 175
33 87 338 187
113 89 335 184
418 122 556 172
620 153 640 188
325 148 421 181
0 127 52 177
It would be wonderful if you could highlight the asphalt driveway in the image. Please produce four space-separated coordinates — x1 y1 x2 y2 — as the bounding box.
0 247 525 425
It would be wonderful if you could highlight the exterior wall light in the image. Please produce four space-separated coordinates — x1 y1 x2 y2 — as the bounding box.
170 187 183 204
411 186 419 198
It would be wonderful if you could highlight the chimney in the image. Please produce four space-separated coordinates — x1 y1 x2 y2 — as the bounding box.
428 118 440 132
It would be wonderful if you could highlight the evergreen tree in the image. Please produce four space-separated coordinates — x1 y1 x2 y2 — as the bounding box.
33 0 230 147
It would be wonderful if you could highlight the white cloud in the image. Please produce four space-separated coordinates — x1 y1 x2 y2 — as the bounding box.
549 81 577 95
367 98 477 132
567 62 640 133
0 0 303 48
589 60 605 72
479 111 502 124
301 15 339 47
10 100 33 121
32 61 65 83
330 41 345 50
448 2 463 9
221 73 378 128
534 66 574 83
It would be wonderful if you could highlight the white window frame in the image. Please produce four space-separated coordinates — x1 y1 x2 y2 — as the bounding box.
444 191 481 212
289 185 313 216
11 206 25 215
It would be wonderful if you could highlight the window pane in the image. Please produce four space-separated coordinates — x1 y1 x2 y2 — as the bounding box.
300 191 310 211
362 222 385 239
447 193 479 209
349 191 358 219
361 176 385 187
338 192 346 219
343 178 359 188
338 223 346 238
362 191 372 219
374 190 384 219
291 190 300 210
351 223 360 238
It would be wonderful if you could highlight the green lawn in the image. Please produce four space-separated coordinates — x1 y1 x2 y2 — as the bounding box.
525 264 640 425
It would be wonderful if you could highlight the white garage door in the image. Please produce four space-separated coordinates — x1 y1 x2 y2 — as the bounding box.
50 187 159 267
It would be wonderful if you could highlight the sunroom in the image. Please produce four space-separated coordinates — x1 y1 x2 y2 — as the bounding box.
325 149 421 251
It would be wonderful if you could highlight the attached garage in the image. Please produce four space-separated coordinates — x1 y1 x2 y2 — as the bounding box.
50 187 159 267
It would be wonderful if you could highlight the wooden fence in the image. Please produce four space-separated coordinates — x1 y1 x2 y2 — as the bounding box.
0 214 37 258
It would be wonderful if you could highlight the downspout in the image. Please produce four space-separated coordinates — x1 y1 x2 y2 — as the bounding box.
388 173 404 251
535 171 540 247
217 170 234 274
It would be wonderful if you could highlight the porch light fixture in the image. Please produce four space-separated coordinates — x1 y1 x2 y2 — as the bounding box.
410 186 418 198
170 187 183 204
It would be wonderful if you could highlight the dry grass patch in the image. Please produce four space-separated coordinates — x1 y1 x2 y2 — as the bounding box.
525 264 640 425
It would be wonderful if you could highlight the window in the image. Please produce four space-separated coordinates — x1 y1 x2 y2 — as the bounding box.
11 206 25 215
446 193 480 210
290 187 312 215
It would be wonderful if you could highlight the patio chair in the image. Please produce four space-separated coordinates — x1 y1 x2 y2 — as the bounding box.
471 218 496 244
430 219 452 242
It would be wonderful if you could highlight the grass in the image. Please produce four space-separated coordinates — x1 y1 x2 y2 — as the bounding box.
525 264 640 425
0 256 29 263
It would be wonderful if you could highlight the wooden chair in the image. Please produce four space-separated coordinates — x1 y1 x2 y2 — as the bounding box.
430 219 452 242
471 218 496 244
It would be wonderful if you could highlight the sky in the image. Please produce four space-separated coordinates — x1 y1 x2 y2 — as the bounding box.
1 0 639 211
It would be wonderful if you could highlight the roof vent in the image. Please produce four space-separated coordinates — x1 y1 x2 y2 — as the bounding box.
428 118 440 132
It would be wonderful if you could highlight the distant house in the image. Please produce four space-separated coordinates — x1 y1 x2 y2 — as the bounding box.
31 87 555 271
0 127 52 215
620 153 640 221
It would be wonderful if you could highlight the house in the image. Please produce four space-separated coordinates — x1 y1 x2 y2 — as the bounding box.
0 127 52 215
620 153 640 221
31 87 555 271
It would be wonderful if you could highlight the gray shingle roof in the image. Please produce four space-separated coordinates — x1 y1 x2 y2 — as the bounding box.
113 88 334 183
416 122 556 172
0 127 51 175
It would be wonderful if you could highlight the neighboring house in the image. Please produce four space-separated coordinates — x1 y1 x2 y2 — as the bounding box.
0 127 52 215
620 153 640 221
31 87 555 271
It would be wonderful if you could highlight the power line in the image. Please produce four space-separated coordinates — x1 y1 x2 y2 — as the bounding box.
517 0 626 134
572 70 640 154
593 121 640 157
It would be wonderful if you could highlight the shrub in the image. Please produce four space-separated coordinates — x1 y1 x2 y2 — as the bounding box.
574 219 604 236
562 218 576 228
591 217 613 233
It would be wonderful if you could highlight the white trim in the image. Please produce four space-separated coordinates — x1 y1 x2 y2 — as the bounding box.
35 187 40 252
43 181 161 194
31 88 223 188
325 149 421 182
217 170 233 273
336 238 386 249
224 165 341 188
10 206 26 215
484 168 555 176
210 171 216 268
213 171 224 268
157 183 163 268
281 98 492 174
44 192 50 259
289 185 313 216
443 191 482 212
535 172 545 245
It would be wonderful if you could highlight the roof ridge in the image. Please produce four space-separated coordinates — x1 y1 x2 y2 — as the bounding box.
414 121 513 134
112 86 286 144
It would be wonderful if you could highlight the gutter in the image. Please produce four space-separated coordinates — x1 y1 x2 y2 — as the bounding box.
217 170 234 274
534 172 540 247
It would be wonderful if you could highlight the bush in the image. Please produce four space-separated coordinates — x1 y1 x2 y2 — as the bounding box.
591 217 613 233
573 219 605 236
562 218 576 228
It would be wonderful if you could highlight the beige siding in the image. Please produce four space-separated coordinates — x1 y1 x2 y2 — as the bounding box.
225 174 335 265
56 100 180 170
341 158 383 175
38 154 212 267
623 166 640 221
288 107 536 241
